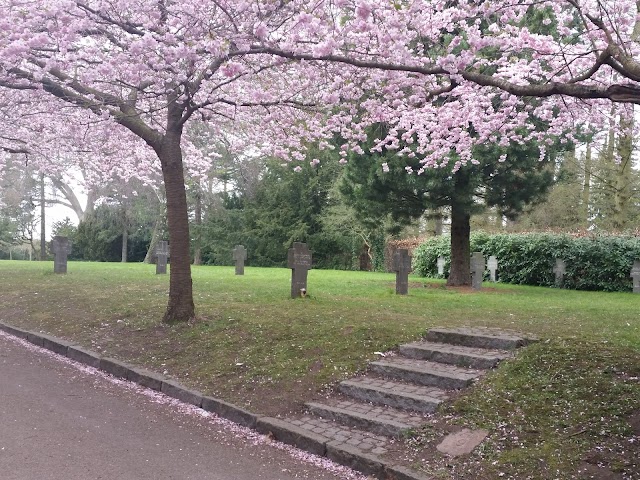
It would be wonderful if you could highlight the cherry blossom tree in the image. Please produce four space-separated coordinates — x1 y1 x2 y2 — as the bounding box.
2 0 639 318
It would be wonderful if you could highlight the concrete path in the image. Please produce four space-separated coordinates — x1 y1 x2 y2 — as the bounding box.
0 334 363 480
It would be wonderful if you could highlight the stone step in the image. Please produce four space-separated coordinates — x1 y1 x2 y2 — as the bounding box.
306 400 425 437
338 377 448 413
399 341 512 369
370 358 482 390
425 327 534 350
273 415 391 456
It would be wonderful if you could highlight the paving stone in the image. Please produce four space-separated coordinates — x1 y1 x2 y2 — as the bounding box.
326 441 385 479
99 357 134 380
127 367 165 391
67 345 102 368
306 400 424 437
386 464 434 480
399 341 512 369
0 323 29 339
25 331 45 347
256 417 328 456
426 327 536 350
161 379 203 407
436 428 489 456
201 396 258 428
370 358 481 389
270 416 389 455
40 334 75 356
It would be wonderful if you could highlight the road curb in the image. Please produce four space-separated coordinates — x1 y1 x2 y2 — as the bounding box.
0 321 431 480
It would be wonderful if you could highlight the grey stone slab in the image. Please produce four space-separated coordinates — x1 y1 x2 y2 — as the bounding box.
99 357 135 380
201 396 257 429
256 417 328 456
339 378 444 413
370 358 480 389
50 235 72 274
326 441 385 479
287 242 312 298
66 345 102 368
386 464 434 480
0 322 29 339
306 401 421 437
393 249 411 295
399 341 511 369
233 245 247 276
127 367 165 391
436 428 489 456
161 380 203 407
25 332 45 347
39 334 75 357
426 327 533 350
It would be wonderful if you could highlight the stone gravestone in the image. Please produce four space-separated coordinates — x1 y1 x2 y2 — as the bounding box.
631 260 640 293
287 242 312 298
156 241 169 275
553 258 566 286
437 256 446 276
487 256 498 282
470 252 485 290
393 249 412 295
50 236 72 274
232 245 247 275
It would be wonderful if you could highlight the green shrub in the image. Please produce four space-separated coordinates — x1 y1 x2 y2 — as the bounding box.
414 232 640 292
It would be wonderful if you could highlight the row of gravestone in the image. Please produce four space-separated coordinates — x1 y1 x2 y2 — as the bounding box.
437 253 640 293
46 236 640 295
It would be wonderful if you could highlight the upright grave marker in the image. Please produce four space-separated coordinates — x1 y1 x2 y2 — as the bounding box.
50 236 71 274
393 249 412 295
288 242 312 298
156 241 169 275
553 258 566 287
470 252 485 290
437 256 446 276
233 245 247 275
631 260 640 293
487 256 499 282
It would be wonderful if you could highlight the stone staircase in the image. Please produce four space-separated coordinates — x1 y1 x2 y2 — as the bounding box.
264 327 535 462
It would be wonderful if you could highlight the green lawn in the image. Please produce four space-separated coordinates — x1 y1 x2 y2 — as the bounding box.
1 260 638 479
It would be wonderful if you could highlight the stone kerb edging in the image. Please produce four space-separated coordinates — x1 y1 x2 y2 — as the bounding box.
0 321 431 480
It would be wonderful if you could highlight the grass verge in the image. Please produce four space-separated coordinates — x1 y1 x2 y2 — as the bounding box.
0 260 638 478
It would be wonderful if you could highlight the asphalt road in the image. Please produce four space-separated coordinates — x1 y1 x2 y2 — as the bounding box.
0 334 360 480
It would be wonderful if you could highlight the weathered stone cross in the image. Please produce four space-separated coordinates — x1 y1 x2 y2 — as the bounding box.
487 256 498 282
393 249 412 295
553 258 566 286
233 245 247 275
287 242 312 298
50 236 72 274
156 241 169 275
631 260 640 293
437 256 446 276
470 252 485 290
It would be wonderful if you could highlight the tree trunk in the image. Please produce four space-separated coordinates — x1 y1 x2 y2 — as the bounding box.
40 172 46 261
612 109 633 230
158 126 195 323
447 204 471 286
144 215 162 264
121 228 128 263
193 186 202 266
447 170 473 286
581 142 592 227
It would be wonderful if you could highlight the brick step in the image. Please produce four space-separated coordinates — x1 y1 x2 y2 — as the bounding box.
426 327 535 350
260 415 391 456
305 400 425 437
338 377 447 413
370 358 482 389
399 341 512 369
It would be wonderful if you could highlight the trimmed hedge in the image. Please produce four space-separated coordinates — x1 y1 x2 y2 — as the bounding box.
413 232 640 292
